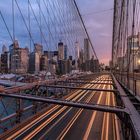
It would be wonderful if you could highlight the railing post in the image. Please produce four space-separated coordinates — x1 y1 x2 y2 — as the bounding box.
134 79 137 96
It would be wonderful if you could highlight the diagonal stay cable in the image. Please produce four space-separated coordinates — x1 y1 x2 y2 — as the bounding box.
28 0 49 49
0 10 13 42
73 0 98 60
14 0 35 45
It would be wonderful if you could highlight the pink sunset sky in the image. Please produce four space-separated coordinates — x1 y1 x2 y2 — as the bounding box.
76 0 114 65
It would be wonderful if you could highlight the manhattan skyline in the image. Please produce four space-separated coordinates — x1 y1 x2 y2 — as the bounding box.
0 0 113 65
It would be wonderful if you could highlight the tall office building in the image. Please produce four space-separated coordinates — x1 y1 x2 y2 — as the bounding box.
58 60 71 75
9 40 20 71
9 40 19 52
75 41 80 69
58 41 65 60
11 47 29 74
29 52 40 74
40 55 48 71
43 51 58 74
2 45 7 54
64 45 67 60
1 45 9 73
28 43 43 74
79 49 84 70
84 38 90 61
79 49 84 64
1 51 10 73
44 51 58 61
90 58 99 72
34 43 43 56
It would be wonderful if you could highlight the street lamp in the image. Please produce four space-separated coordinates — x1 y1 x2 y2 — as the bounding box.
138 59 140 65
138 59 140 72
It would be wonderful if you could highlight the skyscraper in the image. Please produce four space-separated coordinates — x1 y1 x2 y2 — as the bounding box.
9 40 19 71
58 41 65 60
40 55 48 71
79 49 84 70
1 51 9 73
75 41 80 69
84 38 90 61
64 45 67 60
58 60 70 75
44 51 58 61
28 52 40 74
2 45 7 54
28 43 43 74
9 40 20 58
11 47 29 74
34 43 43 56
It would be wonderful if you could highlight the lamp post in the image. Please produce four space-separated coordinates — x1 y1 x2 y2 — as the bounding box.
138 59 140 72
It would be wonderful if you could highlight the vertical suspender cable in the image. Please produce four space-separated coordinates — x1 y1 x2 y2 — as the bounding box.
12 0 15 41
132 0 136 95
28 0 31 52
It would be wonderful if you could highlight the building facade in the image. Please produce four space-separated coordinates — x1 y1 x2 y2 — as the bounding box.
40 55 48 71
11 47 29 74
127 32 140 72
9 40 29 74
34 43 43 56
1 52 10 73
58 41 65 60
29 52 40 74
75 41 80 70
84 38 90 61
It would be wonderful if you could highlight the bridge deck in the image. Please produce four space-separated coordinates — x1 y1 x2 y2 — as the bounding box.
0 74 139 139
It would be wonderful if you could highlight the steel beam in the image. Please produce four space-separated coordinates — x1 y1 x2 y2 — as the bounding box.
5 85 117 94
57 81 114 85
0 93 128 115
41 85 117 93
71 79 113 82
3 74 98 94
3 84 117 94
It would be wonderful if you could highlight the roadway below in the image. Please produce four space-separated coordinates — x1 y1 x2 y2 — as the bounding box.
0 75 122 140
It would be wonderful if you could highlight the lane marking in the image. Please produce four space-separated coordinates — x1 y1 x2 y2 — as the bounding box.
112 85 120 140
6 77 104 140
57 85 100 140
23 91 90 140
39 91 95 139
7 83 93 140
15 89 88 140
101 92 108 140
21 82 100 140
105 91 110 140
83 84 106 140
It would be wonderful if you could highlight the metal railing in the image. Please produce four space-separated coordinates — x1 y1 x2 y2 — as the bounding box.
114 72 140 99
